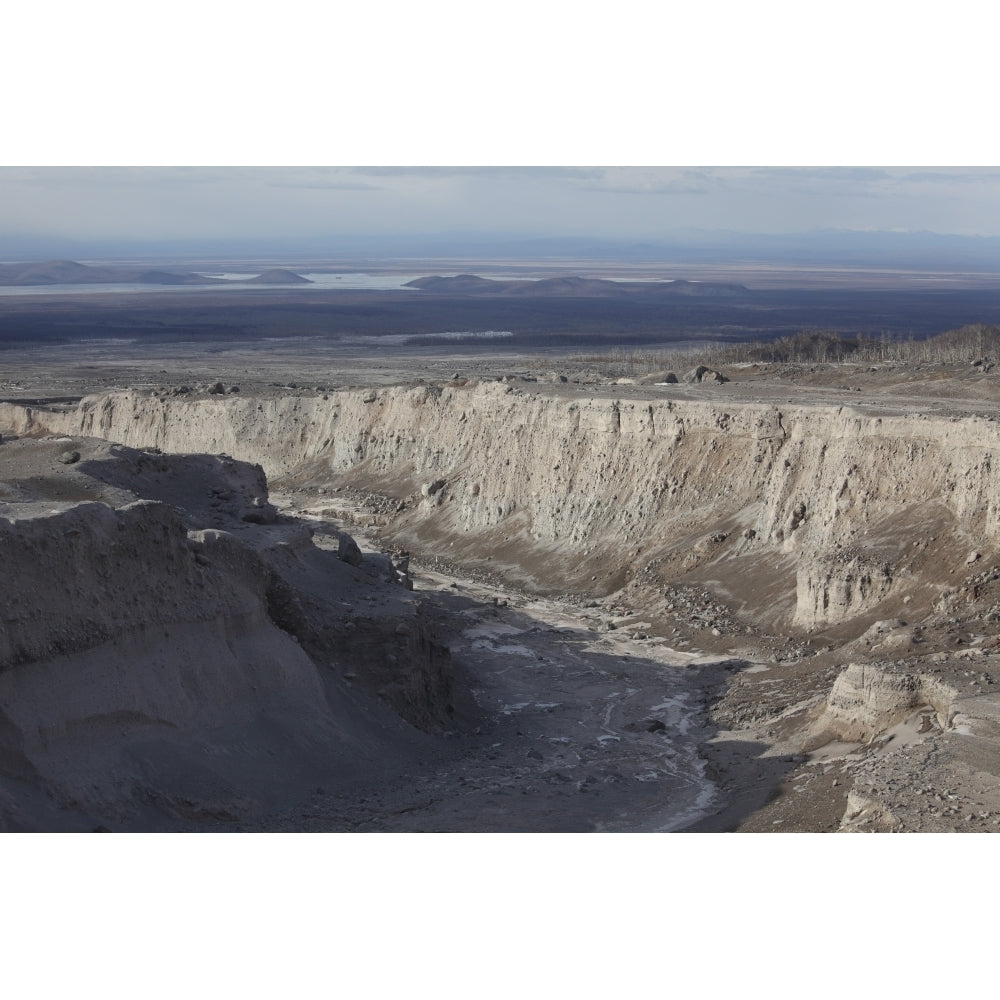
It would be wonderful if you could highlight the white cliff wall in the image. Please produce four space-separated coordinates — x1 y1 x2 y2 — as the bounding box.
5 383 1000 628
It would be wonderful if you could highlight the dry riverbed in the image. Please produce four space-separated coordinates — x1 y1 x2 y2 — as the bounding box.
246 499 795 833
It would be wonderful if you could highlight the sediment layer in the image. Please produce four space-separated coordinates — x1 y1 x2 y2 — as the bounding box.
5 382 997 629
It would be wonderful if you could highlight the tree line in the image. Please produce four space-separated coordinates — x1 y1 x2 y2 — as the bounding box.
566 323 1000 374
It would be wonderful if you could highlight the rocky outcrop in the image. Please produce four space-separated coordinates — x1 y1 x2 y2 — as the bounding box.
1 501 246 670
0 502 339 826
794 552 894 628
814 662 960 743
812 661 1000 832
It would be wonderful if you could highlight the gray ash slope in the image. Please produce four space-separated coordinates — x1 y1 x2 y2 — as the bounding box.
0 434 470 831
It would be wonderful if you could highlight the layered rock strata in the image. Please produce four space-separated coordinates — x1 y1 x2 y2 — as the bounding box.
5 383 998 631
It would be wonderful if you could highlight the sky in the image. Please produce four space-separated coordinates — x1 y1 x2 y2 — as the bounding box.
5 4 1000 256
4 166 1000 254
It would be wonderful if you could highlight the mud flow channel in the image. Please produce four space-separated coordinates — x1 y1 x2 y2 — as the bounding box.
298 559 730 833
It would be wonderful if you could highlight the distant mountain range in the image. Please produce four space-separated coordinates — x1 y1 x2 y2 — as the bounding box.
0 260 312 287
0 260 227 286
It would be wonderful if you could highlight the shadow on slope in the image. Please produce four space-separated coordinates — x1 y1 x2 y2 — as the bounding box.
318 584 797 833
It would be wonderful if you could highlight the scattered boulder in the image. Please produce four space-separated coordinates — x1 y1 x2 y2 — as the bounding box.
57 450 80 465
388 551 412 588
338 532 363 567
683 365 728 384
421 479 447 501
209 382 226 395
787 501 807 533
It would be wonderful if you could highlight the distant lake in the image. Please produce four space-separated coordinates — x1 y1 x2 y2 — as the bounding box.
0 272 428 296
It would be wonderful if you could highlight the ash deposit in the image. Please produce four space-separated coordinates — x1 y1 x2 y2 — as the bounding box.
5 357 1000 832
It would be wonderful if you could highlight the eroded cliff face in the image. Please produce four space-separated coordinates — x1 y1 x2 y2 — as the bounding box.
0 502 389 826
815 661 960 743
0 441 467 830
5 382 999 631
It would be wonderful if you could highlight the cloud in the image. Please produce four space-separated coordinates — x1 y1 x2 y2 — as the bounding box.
574 167 712 196
748 166 895 183
899 169 1000 185
346 165 605 181
2 165 1000 247
580 167 899 198
263 179 382 191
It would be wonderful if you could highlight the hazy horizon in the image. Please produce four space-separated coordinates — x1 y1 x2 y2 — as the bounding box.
5 230 1000 274
3 167 1000 267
